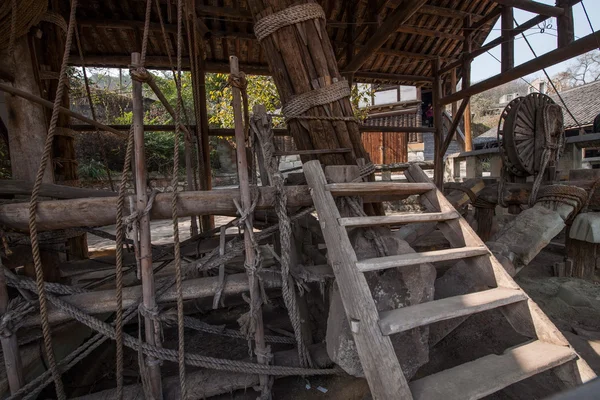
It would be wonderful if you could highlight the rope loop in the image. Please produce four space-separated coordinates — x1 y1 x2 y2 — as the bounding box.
0 299 36 339
535 184 588 222
129 65 154 83
125 189 158 227
254 3 325 41
283 80 352 121
228 72 248 91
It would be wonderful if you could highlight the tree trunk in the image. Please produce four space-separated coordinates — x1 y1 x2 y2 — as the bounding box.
245 0 370 166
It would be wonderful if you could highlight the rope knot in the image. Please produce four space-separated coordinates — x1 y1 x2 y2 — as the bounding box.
125 189 158 228
137 304 161 321
0 299 36 338
129 65 154 83
228 72 248 90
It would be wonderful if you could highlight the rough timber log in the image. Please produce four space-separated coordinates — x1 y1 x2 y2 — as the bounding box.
0 186 407 232
245 0 369 166
21 265 332 328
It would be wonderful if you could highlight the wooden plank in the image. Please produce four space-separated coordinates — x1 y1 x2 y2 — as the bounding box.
409 341 576 400
303 160 412 400
0 180 116 199
325 182 435 196
339 211 459 228
396 26 465 41
356 247 489 272
379 288 527 335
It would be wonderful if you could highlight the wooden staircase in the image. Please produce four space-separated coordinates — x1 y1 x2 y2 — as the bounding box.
303 161 596 400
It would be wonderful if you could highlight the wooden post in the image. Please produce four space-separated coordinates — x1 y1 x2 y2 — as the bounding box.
501 6 515 72
131 52 163 400
463 15 473 152
432 58 444 189
451 69 458 117
557 0 575 48
196 47 213 231
0 262 24 394
229 56 269 396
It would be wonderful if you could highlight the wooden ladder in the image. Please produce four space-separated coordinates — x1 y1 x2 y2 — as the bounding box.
303 160 596 400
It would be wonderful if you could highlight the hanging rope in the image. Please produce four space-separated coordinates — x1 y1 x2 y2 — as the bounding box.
0 0 47 52
26 0 78 397
251 107 313 368
172 0 187 396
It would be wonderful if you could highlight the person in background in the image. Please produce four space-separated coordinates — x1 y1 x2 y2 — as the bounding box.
425 103 434 127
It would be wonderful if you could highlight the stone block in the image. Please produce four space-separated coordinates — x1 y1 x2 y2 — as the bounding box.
570 212 600 243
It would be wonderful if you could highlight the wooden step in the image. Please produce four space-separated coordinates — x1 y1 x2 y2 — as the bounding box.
339 211 459 228
379 288 528 335
325 182 435 196
409 340 577 400
356 246 489 272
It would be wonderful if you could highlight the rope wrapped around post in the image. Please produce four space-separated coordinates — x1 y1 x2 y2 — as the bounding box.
282 80 355 122
253 3 325 42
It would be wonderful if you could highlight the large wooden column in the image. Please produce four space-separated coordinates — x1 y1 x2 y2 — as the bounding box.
245 0 370 166
557 0 575 48
501 6 515 72
1 36 52 183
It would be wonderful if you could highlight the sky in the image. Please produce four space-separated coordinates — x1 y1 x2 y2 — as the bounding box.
471 0 600 83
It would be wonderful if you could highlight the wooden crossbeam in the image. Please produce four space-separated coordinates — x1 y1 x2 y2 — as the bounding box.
490 0 564 17
442 98 470 155
343 0 427 73
441 30 600 105
396 26 464 41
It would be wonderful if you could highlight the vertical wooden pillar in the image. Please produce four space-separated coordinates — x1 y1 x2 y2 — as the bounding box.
557 0 575 48
131 52 163 400
451 69 458 116
463 16 473 152
432 58 444 189
0 265 23 394
501 6 515 72
2 36 52 183
230 56 269 396
197 49 213 231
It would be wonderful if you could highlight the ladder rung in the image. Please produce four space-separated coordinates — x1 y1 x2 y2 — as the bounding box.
356 246 489 272
325 182 435 196
409 340 577 400
339 211 459 228
379 288 527 335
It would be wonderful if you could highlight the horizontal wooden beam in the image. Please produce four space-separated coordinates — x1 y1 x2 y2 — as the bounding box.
440 13 550 75
419 4 484 21
354 71 434 82
396 26 464 41
0 180 116 199
441 30 600 105
360 126 435 133
490 0 564 17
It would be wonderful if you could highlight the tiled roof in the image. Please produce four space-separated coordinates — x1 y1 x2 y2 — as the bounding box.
550 80 600 129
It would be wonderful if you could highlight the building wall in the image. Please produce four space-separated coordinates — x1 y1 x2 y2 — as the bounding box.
362 132 408 164
422 132 461 161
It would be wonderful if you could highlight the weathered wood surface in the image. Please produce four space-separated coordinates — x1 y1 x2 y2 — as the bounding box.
339 211 459 228
245 0 369 166
0 180 116 199
0 185 416 232
304 160 412 400
21 265 332 328
0 37 53 183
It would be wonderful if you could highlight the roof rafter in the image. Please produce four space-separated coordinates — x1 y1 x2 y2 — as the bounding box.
489 0 564 17
343 0 427 74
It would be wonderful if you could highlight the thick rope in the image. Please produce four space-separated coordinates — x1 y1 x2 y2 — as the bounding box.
114 126 134 399
254 3 325 41
173 0 187 396
1 0 47 52
282 80 352 121
26 1 77 397
251 108 313 368
535 185 588 222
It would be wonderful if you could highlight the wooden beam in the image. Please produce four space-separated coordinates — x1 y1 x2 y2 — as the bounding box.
354 71 434 82
490 0 564 17
432 59 444 189
501 6 515 72
441 30 600 105
557 0 575 48
440 14 550 75
419 5 484 21
396 26 464 41
0 180 116 199
344 0 426 73
463 16 473 152
442 98 470 156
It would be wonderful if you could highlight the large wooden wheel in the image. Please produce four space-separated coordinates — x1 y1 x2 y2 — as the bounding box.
497 93 557 177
